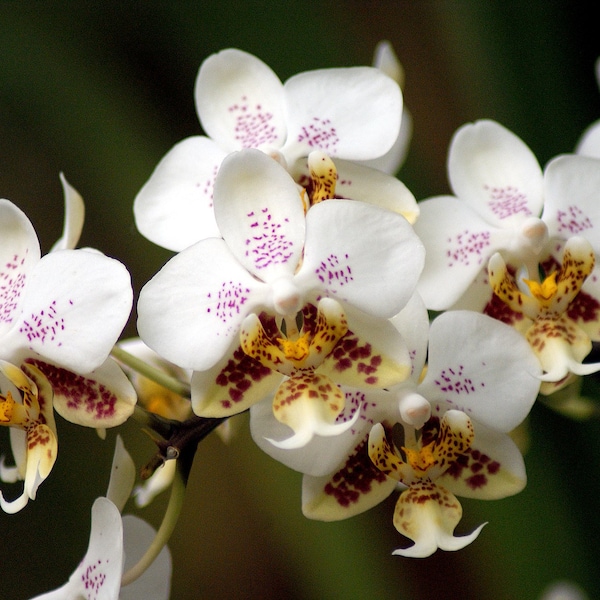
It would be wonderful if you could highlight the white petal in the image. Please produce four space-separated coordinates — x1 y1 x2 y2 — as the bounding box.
0 199 41 338
137 238 268 371
213 149 305 281
30 497 124 600
106 435 136 513
194 48 286 152
297 199 424 317
120 515 172 600
51 173 85 252
3 249 132 373
390 292 430 380
414 195 506 310
419 311 541 431
281 67 402 164
303 157 419 223
448 120 544 227
576 119 600 158
542 154 600 251
134 136 227 251
357 109 413 175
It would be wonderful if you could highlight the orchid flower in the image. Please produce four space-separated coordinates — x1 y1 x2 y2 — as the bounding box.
488 236 600 392
192 298 411 448
298 308 540 556
0 180 136 511
29 436 172 600
133 47 408 251
137 148 424 372
414 120 600 320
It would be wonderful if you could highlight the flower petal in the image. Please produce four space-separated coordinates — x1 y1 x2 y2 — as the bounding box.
251 387 385 476
51 173 85 252
542 154 600 251
281 67 402 164
29 497 124 600
438 420 526 500
302 435 397 520
419 311 541 431
576 119 600 158
0 200 41 338
134 136 227 251
290 157 419 223
106 435 136 513
448 120 544 227
4 249 132 374
414 195 506 310
213 149 306 282
391 482 486 558
120 515 172 600
194 48 286 152
137 238 269 371
191 340 281 418
29 357 137 429
266 372 358 449
297 199 424 317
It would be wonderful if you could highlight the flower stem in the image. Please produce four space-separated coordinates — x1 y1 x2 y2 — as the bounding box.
121 467 186 587
111 344 191 399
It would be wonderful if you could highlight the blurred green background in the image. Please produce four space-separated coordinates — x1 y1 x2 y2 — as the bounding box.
1 2 600 599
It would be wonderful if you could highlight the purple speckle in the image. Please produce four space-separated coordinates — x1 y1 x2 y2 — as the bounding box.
484 184 531 219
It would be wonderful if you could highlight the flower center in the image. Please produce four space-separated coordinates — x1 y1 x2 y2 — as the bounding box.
523 271 558 305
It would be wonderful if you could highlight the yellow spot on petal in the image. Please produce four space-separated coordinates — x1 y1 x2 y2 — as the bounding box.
308 151 337 204
0 392 15 423
277 332 311 363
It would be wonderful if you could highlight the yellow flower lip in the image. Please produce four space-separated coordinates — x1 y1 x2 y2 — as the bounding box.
277 332 311 363
523 271 558 303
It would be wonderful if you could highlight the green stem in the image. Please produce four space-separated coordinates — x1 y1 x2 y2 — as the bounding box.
120 468 186 587
111 345 191 399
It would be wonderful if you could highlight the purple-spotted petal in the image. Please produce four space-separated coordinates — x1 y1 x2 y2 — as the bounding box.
137 238 269 371
194 48 287 153
51 173 85 252
213 149 305 282
191 341 282 418
134 136 227 251
419 311 541 431
281 67 402 164
297 199 424 317
301 435 398 520
542 154 600 251
448 120 544 227
438 420 526 500
29 357 136 429
3 249 132 374
414 195 507 310
29 497 124 600
0 200 41 338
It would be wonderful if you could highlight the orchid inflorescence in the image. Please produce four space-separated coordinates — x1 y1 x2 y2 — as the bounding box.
2 43 600 598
